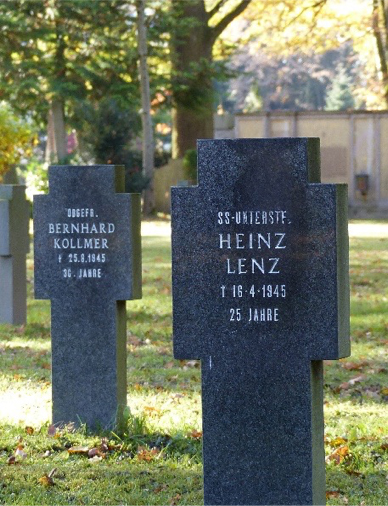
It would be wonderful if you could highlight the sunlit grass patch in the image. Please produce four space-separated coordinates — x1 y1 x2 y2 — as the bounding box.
0 219 387 504
0 384 51 426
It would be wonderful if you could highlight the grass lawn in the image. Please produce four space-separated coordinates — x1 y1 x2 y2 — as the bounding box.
0 219 387 505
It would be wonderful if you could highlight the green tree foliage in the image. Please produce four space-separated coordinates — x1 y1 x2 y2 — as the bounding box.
81 97 148 194
242 83 263 113
325 65 355 111
0 0 140 161
235 0 385 109
220 44 359 113
0 102 35 180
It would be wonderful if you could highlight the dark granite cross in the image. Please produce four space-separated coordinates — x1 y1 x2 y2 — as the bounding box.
171 138 350 505
34 165 141 430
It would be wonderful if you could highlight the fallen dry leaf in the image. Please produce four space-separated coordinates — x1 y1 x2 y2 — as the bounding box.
88 448 100 458
99 439 110 453
326 490 340 498
25 426 34 435
348 375 366 385
327 452 340 465
38 468 57 487
329 436 348 447
182 360 199 369
154 484 168 493
15 446 27 460
327 445 350 464
342 361 369 371
68 446 89 455
38 475 54 487
47 424 57 437
144 406 161 415
128 335 142 346
338 375 365 391
345 469 364 477
188 430 202 439
170 493 182 505
137 446 159 462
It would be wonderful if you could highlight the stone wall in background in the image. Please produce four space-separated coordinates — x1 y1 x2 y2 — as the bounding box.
221 110 388 217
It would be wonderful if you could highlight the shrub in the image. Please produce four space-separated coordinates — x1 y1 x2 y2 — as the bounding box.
0 102 36 181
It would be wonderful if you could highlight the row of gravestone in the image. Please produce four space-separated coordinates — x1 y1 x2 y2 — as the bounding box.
2 138 350 505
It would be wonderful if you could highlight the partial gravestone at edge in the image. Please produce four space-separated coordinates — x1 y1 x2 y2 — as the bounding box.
171 138 350 505
0 185 30 325
34 165 141 430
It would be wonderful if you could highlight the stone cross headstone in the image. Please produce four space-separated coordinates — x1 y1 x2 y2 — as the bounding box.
0 185 30 325
34 165 141 430
171 138 350 505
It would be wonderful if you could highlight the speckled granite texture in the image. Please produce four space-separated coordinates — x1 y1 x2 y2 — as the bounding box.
34 165 141 430
171 138 350 505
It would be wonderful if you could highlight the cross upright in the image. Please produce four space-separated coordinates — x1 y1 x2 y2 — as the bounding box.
171 138 350 505
0 185 30 324
34 165 141 430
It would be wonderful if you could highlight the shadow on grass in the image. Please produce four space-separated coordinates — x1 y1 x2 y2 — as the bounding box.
0 460 203 505
0 421 204 505
326 468 387 505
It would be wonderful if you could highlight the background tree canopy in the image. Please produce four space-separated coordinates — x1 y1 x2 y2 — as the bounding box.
0 0 386 204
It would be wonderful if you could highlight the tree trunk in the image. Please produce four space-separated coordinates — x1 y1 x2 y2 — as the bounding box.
45 99 67 163
136 0 155 215
372 0 388 106
169 0 252 159
170 0 214 159
172 100 214 159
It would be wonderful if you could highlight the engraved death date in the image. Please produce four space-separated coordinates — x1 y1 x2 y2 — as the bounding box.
48 208 115 280
216 210 291 324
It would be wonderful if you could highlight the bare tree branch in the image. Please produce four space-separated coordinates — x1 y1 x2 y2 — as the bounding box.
282 0 328 30
207 0 228 20
211 0 253 41
136 0 155 214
